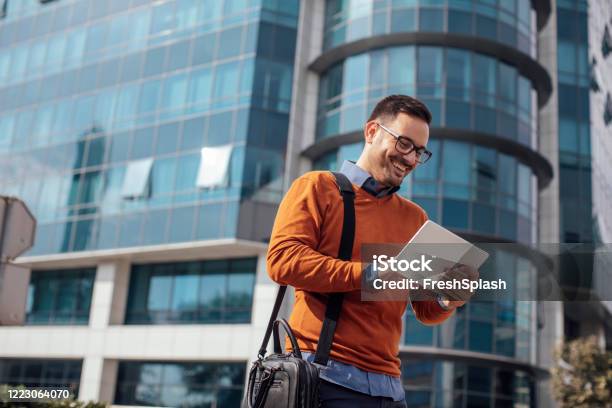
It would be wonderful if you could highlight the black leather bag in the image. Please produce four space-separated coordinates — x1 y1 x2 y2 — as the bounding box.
242 172 356 408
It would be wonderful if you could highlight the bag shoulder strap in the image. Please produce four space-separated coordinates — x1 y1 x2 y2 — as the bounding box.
257 171 356 363
313 172 355 365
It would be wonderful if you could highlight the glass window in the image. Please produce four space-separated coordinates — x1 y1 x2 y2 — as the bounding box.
557 41 576 74
0 359 82 395
442 199 469 229
138 80 162 115
498 62 516 103
115 84 140 127
197 145 233 188
405 314 434 345
10 46 28 79
344 53 368 92
94 90 117 129
218 27 243 60
213 62 239 101
156 122 180 155
101 166 125 215
143 46 167 78
130 127 154 160
175 153 200 191
84 22 107 59
474 146 497 191
469 320 493 352
517 76 531 116
517 164 531 211
121 158 153 199
448 9 472 34
442 141 470 184
559 118 578 152
115 362 245 407
161 73 188 114
417 47 442 85
446 49 470 100
196 203 223 239
192 33 216 66
148 275 172 311
472 203 495 234
26 269 95 325
498 154 516 195
181 116 206 150
28 40 47 73
167 39 191 72
176 0 199 31
390 8 415 33
129 8 151 49
120 52 144 83
151 158 177 197
141 209 169 246
168 206 195 242
419 8 443 31
473 54 496 106
188 67 212 112
126 259 255 324
150 1 176 36
171 273 199 310
445 100 471 128
388 46 415 86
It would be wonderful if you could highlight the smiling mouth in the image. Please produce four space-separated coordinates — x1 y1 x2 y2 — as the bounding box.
390 158 411 175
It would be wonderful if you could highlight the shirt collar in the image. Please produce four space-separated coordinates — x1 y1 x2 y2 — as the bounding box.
339 160 399 198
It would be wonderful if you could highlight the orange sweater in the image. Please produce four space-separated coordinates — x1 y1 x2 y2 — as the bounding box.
267 171 453 377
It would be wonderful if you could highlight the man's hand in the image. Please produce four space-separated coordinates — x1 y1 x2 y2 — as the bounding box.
436 264 479 309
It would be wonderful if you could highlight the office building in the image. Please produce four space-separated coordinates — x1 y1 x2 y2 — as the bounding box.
0 0 609 407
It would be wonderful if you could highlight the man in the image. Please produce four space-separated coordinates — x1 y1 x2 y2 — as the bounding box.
267 95 478 407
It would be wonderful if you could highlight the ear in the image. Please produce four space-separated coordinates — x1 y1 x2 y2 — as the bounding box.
364 121 378 144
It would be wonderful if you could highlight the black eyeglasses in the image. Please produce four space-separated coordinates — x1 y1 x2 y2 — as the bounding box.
377 123 433 164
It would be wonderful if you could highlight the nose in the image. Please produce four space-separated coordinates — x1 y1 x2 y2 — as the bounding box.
402 149 418 167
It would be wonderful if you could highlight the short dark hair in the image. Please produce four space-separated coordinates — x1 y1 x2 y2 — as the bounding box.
367 94 432 125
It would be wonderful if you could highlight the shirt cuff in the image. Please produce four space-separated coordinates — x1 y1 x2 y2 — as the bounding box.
436 294 451 311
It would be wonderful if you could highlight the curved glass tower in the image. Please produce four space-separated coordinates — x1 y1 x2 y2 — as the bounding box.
288 1 554 406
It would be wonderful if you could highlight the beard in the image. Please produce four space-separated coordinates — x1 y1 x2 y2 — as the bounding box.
375 154 414 187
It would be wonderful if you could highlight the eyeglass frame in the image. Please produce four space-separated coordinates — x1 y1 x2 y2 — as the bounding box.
375 122 433 164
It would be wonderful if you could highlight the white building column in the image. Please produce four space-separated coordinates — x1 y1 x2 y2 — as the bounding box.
78 260 129 402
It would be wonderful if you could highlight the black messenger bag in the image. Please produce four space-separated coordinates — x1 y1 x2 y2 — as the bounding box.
242 172 356 408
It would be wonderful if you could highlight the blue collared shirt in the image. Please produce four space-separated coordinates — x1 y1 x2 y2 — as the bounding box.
307 160 405 402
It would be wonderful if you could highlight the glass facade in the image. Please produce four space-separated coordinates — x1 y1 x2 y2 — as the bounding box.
311 2 548 401
0 0 299 256
114 360 245 407
25 268 96 325
314 140 536 243
323 0 535 55
125 258 256 324
317 46 535 146
0 358 82 395
401 358 535 407
556 0 593 244
406 248 535 361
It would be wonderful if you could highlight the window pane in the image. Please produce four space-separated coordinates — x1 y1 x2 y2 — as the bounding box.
161 73 188 113
214 62 239 100
148 275 172 311
388 46 415 86
498 154 516 195
446 49 470 100
171 274 199 311
344 53 368 92
442 141 470 184
417 47 442 85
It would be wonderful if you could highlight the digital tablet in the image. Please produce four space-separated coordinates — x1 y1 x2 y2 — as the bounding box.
396 220 489 270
